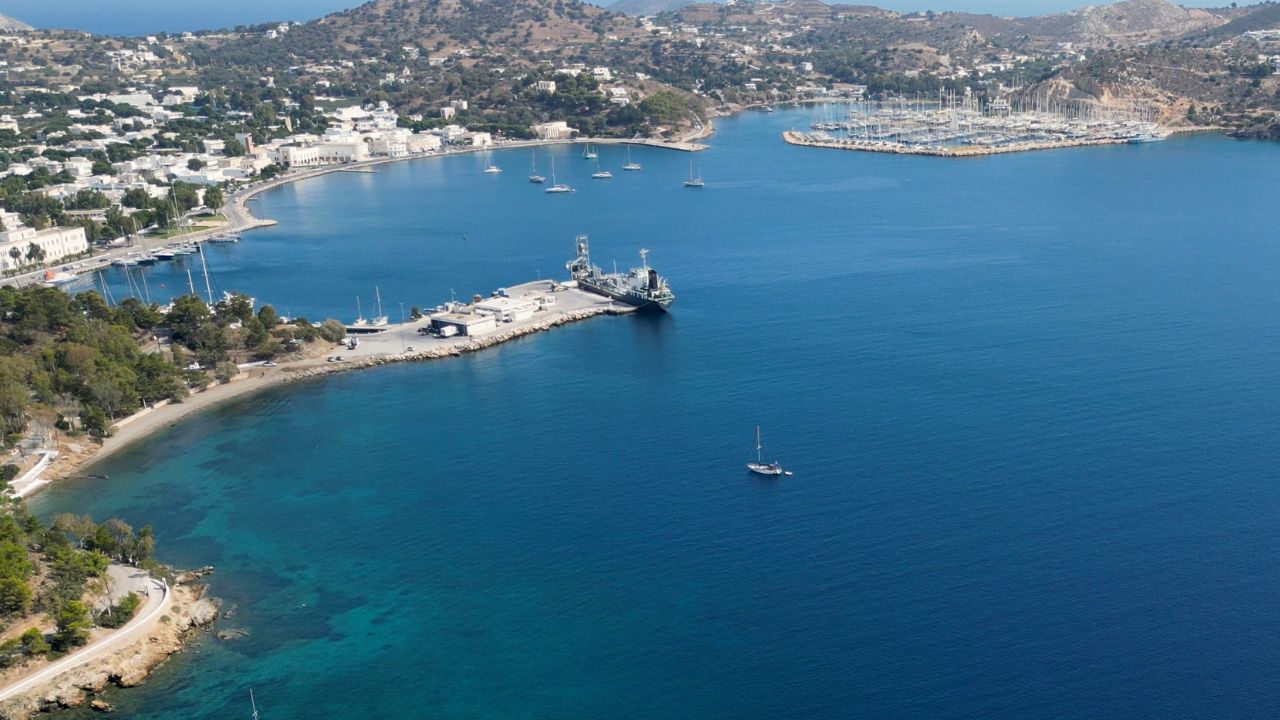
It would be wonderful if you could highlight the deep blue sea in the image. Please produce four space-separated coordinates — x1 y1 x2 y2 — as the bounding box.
32 109 1280 719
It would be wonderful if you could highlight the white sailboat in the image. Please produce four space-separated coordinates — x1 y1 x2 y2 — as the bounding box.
582 143 597 160
622 145 641 171
545 156 574 193
746 426 790 476
370 286 389 326
683 160 705 188
590 158 612 179
352 296 368 327
528 150 545 183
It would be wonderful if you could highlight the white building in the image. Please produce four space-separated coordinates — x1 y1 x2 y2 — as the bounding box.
0 213 89 272
474 297 539 323
530 121 574 140
535 80 557 94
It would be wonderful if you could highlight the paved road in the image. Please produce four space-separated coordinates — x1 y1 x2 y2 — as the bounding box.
0 567 168 702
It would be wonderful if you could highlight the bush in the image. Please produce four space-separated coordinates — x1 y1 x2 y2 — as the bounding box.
97 592 141 629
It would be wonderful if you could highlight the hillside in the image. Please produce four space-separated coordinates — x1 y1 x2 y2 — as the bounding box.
0 13 31 31
1011 0 1224 48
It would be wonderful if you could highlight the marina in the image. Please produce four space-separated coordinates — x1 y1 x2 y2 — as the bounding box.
786 97 1168 157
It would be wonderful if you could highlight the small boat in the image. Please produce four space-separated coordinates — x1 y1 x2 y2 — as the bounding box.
528 150 545 183
153 250 177 261
622 145 641 171
683 159 705 188
484 164 502 174
545 157 573 193
136 254 158 266
112 257 139 267
41 270 78 286
582 143 597 160
207 233 239 244
590 159 612 180
746 426 790 477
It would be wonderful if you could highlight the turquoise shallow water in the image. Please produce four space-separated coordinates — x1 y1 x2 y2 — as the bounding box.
34 111 1280 718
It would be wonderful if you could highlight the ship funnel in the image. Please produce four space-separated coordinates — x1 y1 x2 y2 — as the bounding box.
648 269 659 291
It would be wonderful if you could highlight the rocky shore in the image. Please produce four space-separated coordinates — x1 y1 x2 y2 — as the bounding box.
0 584 219 720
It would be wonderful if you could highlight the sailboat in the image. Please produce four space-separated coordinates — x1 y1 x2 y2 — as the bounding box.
746 426 790 476
590 158 612 179
582 143 597 160
370 286 389 326
250 689 260 720
352 296 369 327
528 150 545 183
545 156 574 194
683 160 705 188
483 163 502 174
622 145 641 171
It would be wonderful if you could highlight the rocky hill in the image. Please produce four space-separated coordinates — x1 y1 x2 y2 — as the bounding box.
1011 0 1224 48
0 13 32 31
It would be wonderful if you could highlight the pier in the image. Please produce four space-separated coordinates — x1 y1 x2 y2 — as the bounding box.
273 280 631 375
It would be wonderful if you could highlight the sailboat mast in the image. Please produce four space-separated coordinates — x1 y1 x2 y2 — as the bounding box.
250 689 259 720
755 426 763 464
198 244 214 305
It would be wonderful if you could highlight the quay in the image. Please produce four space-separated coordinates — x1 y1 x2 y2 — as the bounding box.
289 279 631 371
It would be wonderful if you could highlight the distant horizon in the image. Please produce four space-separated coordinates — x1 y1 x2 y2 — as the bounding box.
0 0 1231 36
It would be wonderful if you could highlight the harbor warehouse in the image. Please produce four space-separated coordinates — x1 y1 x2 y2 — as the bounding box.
430 312 497 336
473 297 539 322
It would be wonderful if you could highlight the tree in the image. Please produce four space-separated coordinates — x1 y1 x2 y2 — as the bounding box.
24 243 44 264
121 188 151 209
6 247 19 265
19 628 49 656
187 158 206 171
203 185 224 211
318 319 347 342
52 600 92 650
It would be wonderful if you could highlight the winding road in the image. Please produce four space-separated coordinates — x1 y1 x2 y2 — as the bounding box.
0 567 168 702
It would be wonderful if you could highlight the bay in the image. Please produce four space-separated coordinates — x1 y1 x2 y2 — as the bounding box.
34 109 1280 719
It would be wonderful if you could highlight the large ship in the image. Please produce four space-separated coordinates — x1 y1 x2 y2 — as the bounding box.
566 236 675 311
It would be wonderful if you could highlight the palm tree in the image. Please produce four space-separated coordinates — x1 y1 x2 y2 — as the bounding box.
25 242 45 264
7 247 20 266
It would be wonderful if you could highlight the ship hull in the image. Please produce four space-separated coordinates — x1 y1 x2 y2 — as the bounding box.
578 280 673 312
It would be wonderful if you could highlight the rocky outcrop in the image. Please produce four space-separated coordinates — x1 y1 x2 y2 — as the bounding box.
0 586 219 720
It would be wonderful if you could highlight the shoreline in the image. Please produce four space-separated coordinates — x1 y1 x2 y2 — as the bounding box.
37 289 629 495
1 126 714 290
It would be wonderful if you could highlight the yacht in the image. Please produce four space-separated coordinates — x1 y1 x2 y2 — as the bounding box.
746 426 791 477
590 160 612 179
622 145 641 171
582 143 598 160
545 157 574 193
484 164 502 174
528 150 545 183
683 160 705 188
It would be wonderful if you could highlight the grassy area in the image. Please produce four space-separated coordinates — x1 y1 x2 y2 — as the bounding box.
148 225 204 240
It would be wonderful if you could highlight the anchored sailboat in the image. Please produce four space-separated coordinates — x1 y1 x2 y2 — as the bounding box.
746 426 790 476
582 142 597 160
683 160 704 188
528 149 545 183
369 287 389 326
545 156 573 193
623 145 641 171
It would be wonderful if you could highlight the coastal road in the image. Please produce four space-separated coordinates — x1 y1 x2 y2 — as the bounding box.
0 567 169 703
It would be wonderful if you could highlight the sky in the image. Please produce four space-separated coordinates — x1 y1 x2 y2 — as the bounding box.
0 0 1226 36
